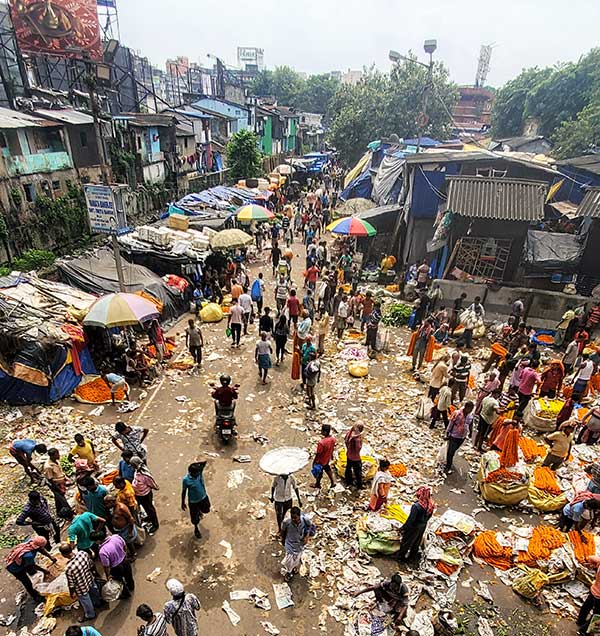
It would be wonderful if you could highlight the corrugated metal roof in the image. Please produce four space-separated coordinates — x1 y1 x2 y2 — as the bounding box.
556 155 600 176
446 176 547 221
576 187 600 218
34 108 94 125
0 107 44 129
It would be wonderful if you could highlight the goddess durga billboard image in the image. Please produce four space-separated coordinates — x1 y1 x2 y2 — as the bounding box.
9 0 102 60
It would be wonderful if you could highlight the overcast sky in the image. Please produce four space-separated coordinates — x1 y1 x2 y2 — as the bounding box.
117 0 600 87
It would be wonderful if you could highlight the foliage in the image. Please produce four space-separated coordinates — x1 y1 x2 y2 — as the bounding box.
226 129 264 182
12 249 56 271
33 185 89 248
552 99 600 158
0 213 7 242
250 66 305 106
491 48 600 143
490 67 552 137
9 186 22 207
109 142 137 184
328 61 458 166
60 455 74 477
382 302 414 326
295 74 341 117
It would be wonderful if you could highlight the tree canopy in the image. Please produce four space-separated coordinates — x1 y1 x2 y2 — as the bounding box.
491 48 600 157
226 130 263 182
327 61 458 167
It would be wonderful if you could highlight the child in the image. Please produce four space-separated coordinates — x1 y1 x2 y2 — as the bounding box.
255 332 273 384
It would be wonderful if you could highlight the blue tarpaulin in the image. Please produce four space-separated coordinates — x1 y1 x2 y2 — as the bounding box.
410 169 447 218
402 137 441 147
340 171 373 202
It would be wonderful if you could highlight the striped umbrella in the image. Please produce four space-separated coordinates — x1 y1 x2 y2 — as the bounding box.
236 204 274 222
83 293 160 327
326 216 377 237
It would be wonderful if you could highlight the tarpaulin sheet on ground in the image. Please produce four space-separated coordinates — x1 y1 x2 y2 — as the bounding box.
57 248 187 322
175 186 270 213
525 230 583 269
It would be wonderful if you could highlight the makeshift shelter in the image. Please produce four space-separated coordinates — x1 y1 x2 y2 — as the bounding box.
57 248 187 322
0 275 97 405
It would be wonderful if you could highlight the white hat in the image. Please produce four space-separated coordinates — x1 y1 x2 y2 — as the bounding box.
166 579 184 595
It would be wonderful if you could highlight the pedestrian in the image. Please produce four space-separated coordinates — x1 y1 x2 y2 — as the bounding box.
335 294 349 339
104 495 137 558
255 331 273 384
65 627 103 636
112 422 149 462
273 313 289 365
577 554 600 635
365 302 382 353
543 422 575 470
239 286 253 335
16 491 61 548
230 278 243 300
251 273 265 314
270 240 282 277
8 438 47 481
136 603 169 636
311 424 336 489
344 423 364 488
368 459 393 512
559 496 600 533
451 354 471 403
468 295 486 319
280 506 313 581
444 401 474 473
164 579 200 636
474 388 501 451
411 319 433 371
287 289 301 330
112 475 138 517
428 354 449 400
185 319 204 366
315 310 329 355
554 305 575 346
573 354 595 400
578 407 600 445
516 360 540 417
130 456 160 533
270 473 302 529
259 306 274 336
60 542 104 621
510 297 525 324
119 450 135 482
80 477 108 519
304 351 321 409
67 434 98 472
539 360 565 398
562 337 579 375
275 274 289 313
43 448 73 518
101 372 130 404
353 573 409 627
97 529 135 599
181 461 210 539
303 288 316 320
227 298 244 347
297 309 312 340
68 510 104 553
430 380 453 430
416 259 429 289
398 486 435 562
5 536 56 603
300 334 316 388
450 293 467 335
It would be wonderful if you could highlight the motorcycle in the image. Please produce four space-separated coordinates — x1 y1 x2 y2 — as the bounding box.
215 402 237 443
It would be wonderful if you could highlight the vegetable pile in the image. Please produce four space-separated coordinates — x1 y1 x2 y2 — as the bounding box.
381 302 413 327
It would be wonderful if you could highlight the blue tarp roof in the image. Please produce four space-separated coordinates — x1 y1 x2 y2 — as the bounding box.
340 170 373 202
173 185 272 216
402 137 441 147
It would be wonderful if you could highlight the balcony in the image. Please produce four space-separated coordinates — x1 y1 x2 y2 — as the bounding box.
5 151 72 177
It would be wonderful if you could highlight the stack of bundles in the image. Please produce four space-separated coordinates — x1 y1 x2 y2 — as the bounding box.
527 466 570 512
477 450 529 506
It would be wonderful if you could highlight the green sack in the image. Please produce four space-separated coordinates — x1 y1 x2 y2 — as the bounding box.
226 326 232 337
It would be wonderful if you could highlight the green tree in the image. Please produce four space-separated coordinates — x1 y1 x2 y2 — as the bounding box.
295 74 341 116
490 67 551 137
250 66 305 106
250 70 274 97
328 60 458 167
226 130 263 181
552 99 600 158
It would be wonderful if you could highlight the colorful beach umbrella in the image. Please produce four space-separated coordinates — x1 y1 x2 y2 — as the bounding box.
326 216 377 237
236 204 274 222
83 293 160 328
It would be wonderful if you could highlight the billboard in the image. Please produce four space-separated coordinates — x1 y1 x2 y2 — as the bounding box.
237 47 264 71
84 184 128 235
9 0 102 61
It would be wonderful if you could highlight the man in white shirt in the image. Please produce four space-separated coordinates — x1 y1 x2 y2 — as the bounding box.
270 474 301 529
238 288 253 335
573 354 595 400
275 276 289 313
227 299 244 347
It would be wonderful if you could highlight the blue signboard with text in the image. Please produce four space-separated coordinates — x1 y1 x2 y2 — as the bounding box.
84 184 128 235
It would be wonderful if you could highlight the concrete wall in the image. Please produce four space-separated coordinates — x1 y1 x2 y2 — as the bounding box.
433 279 590 328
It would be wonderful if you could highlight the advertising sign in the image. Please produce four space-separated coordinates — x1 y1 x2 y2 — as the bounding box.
9 0 102 61
84 184 128 235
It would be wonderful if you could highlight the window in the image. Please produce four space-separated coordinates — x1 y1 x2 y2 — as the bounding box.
82 176 91 184
52 180 60 191
80 131 88 147
23 183 36 202
137 136 142 150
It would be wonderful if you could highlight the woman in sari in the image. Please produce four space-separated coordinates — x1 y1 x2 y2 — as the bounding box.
398 486 435 563
368 460 393 512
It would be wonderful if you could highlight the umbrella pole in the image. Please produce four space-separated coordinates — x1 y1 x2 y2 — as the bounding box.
112 235 127 292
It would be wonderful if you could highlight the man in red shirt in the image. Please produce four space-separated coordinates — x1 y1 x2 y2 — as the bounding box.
344 423 364 488
312 425 336 489
305 264 320 292
287 289 301 329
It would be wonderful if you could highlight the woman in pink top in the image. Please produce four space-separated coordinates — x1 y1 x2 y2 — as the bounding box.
130 456 159 533
516 361 540 417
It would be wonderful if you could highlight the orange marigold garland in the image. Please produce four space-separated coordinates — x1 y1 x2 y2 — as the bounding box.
499 428 520 467
517 526 566 565
519 437 547 462
74 377 125 403
473 531 513 570
484 468 524 484
436 561 459 575
569 530 596 564
389 463 407 478
533 467 563 495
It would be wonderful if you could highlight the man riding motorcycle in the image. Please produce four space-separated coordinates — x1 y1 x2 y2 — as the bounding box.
211 375 239 440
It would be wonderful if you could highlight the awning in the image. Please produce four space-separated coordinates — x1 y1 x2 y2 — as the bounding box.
357 204 401 223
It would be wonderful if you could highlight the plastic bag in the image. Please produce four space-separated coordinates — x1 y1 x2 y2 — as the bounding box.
511 566 549 599
311 463 323 478
134 525 146 547
102 579 124 602
226 326 232 337
437 442 448 465
416 396 434 420
348 361 368 377
588 614 600 634
199 302 224 323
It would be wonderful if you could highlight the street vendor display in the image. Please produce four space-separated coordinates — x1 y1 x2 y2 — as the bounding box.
83 292 160 328
524 397 566 432
527 466 570 512
478 450 529 505
73 375 126 403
